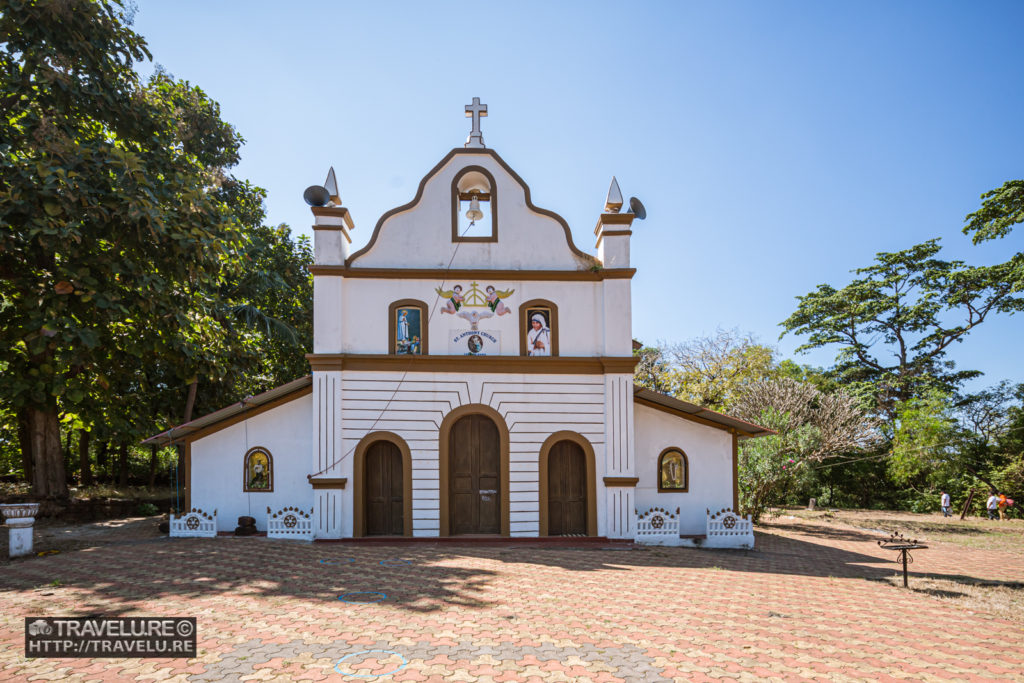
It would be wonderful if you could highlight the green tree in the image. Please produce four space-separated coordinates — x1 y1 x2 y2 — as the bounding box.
733 378 881 521
889 390 958 485
1 1 248 497
662 329 777 412
964 180 1024 244
781 240 1024 427
220 220 313 397
633 344 672 395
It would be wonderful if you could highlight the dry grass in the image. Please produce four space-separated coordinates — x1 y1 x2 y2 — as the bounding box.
780 507 1024 554
768 507 1024 623
874 574 1024 623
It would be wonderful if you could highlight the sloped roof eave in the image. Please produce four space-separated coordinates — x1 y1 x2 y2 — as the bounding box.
632 385 774 438
142 375 313 446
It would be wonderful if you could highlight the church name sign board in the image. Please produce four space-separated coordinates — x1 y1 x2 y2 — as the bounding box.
449 329 501 355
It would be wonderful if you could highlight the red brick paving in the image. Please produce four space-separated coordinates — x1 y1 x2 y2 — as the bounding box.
1 519 1022 681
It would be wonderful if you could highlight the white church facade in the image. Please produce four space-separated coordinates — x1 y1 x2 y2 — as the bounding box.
154 101 769 546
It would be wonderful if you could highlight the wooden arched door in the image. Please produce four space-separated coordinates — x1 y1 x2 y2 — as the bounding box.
449 414 501 534
364 440 404 536
547 440 588 536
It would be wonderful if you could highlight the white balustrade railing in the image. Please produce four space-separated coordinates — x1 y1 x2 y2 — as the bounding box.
635 506 680 544
169 508 217 538
267 506 314 540
706 507 754 548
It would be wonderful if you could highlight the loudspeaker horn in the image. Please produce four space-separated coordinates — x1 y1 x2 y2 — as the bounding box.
303 185 330 207
628 196 647 220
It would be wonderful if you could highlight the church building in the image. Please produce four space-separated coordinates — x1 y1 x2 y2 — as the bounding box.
152 100 769 546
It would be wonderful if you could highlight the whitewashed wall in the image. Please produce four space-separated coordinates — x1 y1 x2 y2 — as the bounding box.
333 370 611 537
189 394 313 533
336 279 605 356
634 403 735 536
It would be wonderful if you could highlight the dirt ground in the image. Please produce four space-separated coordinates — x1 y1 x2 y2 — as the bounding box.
776 507 1024 555
761 507 1024 622
0 515 165 560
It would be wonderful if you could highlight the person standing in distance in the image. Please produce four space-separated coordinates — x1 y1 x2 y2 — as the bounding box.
986 491 999 520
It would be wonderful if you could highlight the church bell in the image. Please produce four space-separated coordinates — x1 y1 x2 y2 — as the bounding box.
465 195 484 222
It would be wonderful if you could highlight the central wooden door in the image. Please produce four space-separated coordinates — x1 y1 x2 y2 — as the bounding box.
449 414 500 534
547 440 587 536
365 440 403 536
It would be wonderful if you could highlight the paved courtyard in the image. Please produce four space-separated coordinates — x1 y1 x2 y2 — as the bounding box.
1 517 1022 682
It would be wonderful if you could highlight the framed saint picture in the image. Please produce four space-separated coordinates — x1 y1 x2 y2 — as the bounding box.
658 448 688 492
520 300 558 356
389 300 428 355
243 447 274 492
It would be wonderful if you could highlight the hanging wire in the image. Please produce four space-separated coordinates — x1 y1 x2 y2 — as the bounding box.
307 217 480 479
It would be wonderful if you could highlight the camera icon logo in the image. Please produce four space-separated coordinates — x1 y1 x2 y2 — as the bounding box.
28 619 52 636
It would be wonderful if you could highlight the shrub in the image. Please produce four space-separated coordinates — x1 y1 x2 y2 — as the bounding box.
136 503 159 517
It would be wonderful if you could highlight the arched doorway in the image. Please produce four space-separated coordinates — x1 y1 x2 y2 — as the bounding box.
539 432 598 537
547 440 588 536
364 440 404 536
448 414 501 535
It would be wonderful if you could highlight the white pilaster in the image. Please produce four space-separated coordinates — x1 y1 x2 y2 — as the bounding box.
604 374 635 476
311 371 345 538
603 372 636 539
309 205 352 539
605 487 635 539
595 213 633 269
596 212 634 357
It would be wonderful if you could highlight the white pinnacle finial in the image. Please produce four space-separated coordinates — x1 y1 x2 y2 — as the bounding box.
464 97 488 148
324 167 340 205
605 176 623 213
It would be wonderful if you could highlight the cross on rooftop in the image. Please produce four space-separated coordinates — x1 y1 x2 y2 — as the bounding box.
464 97 487 148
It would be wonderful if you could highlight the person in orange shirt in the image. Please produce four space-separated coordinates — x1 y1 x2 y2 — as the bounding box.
998 493 1008 521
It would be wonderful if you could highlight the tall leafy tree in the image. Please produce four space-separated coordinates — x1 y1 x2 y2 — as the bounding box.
733 378 881 521
964 180 1024 244
781 240 1024 426
1 0 248 496
633 330 782 411
662 329 777 412
632 344 673 395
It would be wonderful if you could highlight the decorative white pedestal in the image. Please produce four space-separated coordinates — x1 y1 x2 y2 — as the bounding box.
1 503 41 558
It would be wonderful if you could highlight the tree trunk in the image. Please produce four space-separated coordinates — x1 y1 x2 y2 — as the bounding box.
78 429 93 487
27 405 67 498
117 442 129 487
148 445 158 488
174 379 198 507
17 409 33 482
184 379 198 423
97 441 109 482
64 427 73 472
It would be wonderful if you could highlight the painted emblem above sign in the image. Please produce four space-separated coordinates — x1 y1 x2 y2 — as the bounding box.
436 282 512 355
435 282 514 327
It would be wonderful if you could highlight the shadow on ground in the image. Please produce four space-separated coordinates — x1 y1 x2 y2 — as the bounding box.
1 519 1014 617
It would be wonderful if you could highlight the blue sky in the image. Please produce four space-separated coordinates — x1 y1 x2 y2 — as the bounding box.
132 1 1023 390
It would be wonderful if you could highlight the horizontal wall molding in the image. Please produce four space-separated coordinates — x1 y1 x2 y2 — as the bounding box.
308 477 347 489
603 477 639 487
308 266 636 281
306 354 639 375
